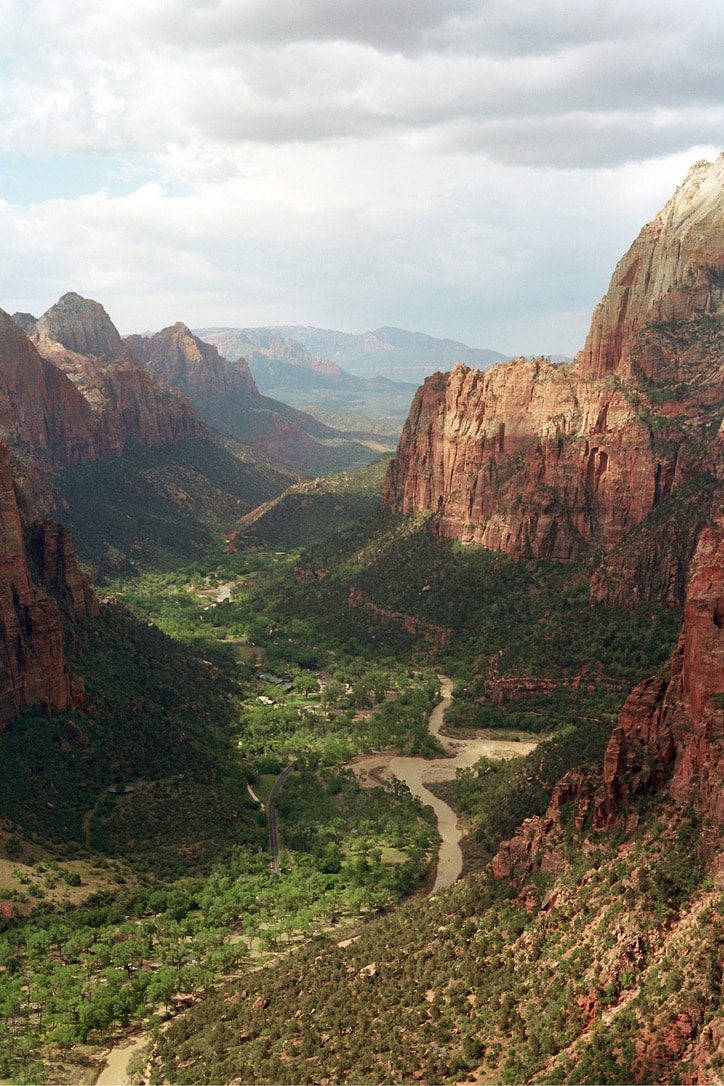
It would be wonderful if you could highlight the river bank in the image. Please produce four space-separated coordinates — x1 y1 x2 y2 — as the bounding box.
347 675 538 891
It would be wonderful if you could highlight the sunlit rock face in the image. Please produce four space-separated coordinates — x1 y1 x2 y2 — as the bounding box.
383 157 724 602
581 154 724 387
30 293 207 457
126 322 259 402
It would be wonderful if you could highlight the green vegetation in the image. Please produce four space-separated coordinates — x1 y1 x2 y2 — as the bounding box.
52 436 295 572
153 799 722 1086
236 455 392 548
1 452 711 1085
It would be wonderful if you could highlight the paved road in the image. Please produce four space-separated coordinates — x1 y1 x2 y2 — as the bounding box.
267 764 294 874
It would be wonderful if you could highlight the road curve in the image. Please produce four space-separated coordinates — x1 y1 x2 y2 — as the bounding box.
268 764 293 874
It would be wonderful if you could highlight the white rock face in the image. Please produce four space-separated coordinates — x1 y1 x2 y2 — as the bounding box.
582 153 724 379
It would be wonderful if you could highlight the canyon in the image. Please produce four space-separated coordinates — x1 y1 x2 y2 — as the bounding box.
0 156 723 1085
127 321 391 475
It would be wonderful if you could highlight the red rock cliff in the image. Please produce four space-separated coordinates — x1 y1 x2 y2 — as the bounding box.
383 358 662 559
0 441 97 726
599 469 724 852
30 294 207 458
494 454 724 886
383 157 724 591
126 322 259 401
0 309 98 471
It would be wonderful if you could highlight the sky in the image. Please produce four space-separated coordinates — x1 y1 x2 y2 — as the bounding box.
0 0 722 358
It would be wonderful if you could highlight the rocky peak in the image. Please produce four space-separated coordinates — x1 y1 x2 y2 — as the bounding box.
582 153 724 383
26 297 207 462
383 158 724 600
11 311 37 335
32 291 134 366
126 322 258 401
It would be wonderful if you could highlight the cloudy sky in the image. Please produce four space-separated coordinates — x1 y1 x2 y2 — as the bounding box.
0 0 722 357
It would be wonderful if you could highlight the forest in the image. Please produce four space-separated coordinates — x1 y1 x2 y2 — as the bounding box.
0 460 714 1085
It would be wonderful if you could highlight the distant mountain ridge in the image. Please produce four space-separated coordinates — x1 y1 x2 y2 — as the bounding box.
196 323 507 388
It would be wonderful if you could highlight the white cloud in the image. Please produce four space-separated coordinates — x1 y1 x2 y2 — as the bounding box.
0 0 722 357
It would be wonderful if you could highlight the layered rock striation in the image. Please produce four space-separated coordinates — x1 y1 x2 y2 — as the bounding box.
0 441 97 726
493 466 724 886
383 156 724 600
126 322 258 401
0 295 207 723
30 295 206 456
599 481 724 853
383 358 663 560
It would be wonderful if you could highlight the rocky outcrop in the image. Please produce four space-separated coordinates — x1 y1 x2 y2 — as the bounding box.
126 322 258 401
581 155 724 387
0 309 99 478
488 160 724 883
0 305 206 512
347 586 453 645
28 296 207 461
383 157 724 600
84 363 207 453
598 498 724 850
383 358 667 561
0 441 96 726
494 481 724 886
10 312 37 335
33 291 134 366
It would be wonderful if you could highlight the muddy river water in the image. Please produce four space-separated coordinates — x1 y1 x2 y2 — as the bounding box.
352 675 538 892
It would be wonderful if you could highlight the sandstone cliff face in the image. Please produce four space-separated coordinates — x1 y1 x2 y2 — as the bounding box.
383 157 724 597
0 441 96 726
383 358 665 560
0 309 98 472
600 496 724 848
126 322 258 401
494 476 724 887
582 155 724 387
29 296 207 458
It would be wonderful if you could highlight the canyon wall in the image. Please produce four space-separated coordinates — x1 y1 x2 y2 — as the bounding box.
0 295 207 724
126 322 259 401
494 462 724 887
30 295 207 458
0 441 97 726
383 156 724 601
0 309 98 472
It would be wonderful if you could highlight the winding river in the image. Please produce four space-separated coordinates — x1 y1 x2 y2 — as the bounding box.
353 675 538 892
